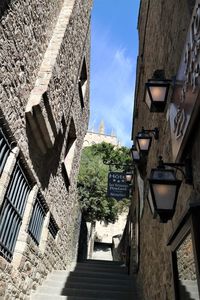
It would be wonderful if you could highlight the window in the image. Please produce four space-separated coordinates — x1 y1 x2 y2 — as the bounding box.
78 58 87 108
48 213 59 239
0 127 11 176
63 119 77 185
0 163 31 261
28 193 48 245
167 205 200 299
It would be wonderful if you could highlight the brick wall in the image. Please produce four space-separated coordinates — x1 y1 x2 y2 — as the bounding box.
132 1 198 299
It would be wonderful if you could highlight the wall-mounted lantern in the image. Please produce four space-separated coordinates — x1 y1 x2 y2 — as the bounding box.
130 143 148 180
145 70 171 113
130 144 140 162
148 156 193 223
125 171 133 183
136 127 159 155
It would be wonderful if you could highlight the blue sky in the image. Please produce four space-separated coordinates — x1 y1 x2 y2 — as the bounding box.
89 0 140 146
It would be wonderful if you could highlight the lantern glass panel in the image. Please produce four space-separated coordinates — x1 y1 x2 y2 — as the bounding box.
132 149 140 161
151 169 176 181
145 90 151 109
126 174 132 183
137 137 151 151
152 183 177 210
147 188 155 215
149 85 167 102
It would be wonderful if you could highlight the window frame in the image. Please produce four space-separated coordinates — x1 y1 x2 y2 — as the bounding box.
167 204 200 299
0 162 31 261
28 193 48 245
0 127 11 176
78 57 88 108
48 213 59 239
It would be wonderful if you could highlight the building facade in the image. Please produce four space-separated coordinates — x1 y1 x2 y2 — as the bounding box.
131 1 200 299
0 0 92 298
83 122 119 147
82 124 122 259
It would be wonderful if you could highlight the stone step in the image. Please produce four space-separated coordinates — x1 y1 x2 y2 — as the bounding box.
31 294 133 300
30 260 137 300
35 286 133 299
179 280 199 300
64 281 132 292
49 270 131 281
74 265 127 274
85 259 123 265
76 262 127 269
40 280 132 293
44 274 132 287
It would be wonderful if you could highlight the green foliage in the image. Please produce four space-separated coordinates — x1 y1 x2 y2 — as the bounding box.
77 142 131 223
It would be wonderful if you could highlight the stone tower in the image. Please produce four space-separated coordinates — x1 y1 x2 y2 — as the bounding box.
0 0 93 298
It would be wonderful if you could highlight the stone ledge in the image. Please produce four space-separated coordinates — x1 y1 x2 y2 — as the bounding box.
25 0 75 154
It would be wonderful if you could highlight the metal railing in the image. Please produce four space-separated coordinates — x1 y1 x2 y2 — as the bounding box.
28 194 48 245
0 163 31 261
48 213 59 239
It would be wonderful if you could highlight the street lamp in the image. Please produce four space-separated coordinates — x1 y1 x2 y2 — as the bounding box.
136 127 159 155
130 144 140 162
125 171 133 183
148 156 193 223
145 70 171 112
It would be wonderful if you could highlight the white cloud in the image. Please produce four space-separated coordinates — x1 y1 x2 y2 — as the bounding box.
90 28 136 146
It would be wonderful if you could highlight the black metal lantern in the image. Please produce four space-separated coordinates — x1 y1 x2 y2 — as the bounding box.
125 172 133 183
148 167 181 222
145 70 170 112
136 127 159 155
148 156 193 223
130 145 140 162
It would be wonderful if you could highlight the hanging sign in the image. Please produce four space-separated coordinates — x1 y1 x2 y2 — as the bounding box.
169 1 200 161
107 172 130 200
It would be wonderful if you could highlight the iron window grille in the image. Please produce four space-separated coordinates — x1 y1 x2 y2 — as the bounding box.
0 162 31 261
28 193 48 245
48 213 59 239
0 127 11 176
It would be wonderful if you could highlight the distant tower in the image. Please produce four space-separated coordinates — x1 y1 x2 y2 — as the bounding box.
99 120 105 134
111 129 115 137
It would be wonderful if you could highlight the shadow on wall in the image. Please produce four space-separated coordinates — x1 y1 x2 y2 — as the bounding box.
77 216 88 262
94 242 113 253
26 115 67 189
0 0 11 19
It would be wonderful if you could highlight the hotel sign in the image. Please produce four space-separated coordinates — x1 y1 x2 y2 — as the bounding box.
170 1 200 161
107 172 130 200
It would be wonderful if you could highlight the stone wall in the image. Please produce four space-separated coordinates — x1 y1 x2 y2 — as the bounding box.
176 233 196 281
132 1 199 299
83 131 119 147
0 0 92 298
95 212 128 243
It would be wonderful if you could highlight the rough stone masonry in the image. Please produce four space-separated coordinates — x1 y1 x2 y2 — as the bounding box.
0 0 93 298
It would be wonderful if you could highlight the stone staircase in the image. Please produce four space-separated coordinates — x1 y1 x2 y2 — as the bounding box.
179 280 199 300
30 259 138 299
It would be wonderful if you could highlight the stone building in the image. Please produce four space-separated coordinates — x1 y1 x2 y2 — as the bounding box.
83 121 119 147
0 0 92 298
130 0 200 299
82 124 125 259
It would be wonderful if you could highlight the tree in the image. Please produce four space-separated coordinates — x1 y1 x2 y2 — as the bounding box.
77 142 131 223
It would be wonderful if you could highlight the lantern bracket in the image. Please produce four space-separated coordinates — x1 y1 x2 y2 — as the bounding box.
141 127 159 140
158 156 193 185
151 69 172 83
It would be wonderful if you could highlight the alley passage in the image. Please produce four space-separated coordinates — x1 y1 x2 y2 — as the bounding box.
30 259 138 299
